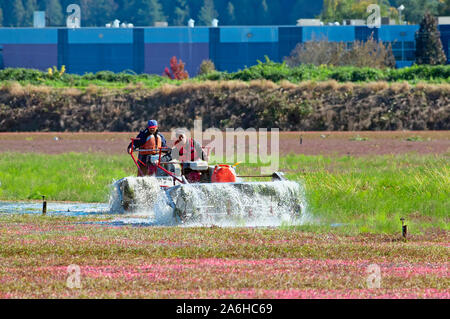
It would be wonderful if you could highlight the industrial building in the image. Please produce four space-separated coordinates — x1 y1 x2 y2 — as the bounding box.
0 24 449 75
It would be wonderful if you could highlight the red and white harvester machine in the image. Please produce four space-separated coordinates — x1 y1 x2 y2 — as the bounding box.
114 138 304 223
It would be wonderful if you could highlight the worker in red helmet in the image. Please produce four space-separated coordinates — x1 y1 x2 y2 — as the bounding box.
172 131 207 162
127 120 167 176
170 131 208 183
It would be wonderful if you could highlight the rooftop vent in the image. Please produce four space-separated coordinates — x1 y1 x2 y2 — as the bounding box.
33 11 46 28
296 19 321 26
438 16 450 25
154 21 168 27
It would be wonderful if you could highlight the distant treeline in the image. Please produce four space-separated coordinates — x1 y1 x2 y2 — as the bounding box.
0 0 322 27
1 0 450 28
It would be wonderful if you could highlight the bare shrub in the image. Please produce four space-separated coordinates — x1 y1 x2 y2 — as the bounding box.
338 82 355 93
285 35 346 67
296 81 316 92
316 80 339 92
390 82 411 94
6 81 25 96
249 79 278 90
85 84 99 96
366 82 389 92
25 85 52 96
344 36 396 68
286 35 396 69
279 80 297 90
198 59 216 75
221 80 248 91
159 83 177 96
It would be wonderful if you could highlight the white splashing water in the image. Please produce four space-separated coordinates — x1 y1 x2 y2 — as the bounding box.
108 176 310 227
109 176 176 225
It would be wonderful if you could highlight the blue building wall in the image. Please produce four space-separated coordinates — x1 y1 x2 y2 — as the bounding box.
144 27 209 75
0 25 448 74
302 26 356 42
378 25 418 67
0 29 57 70
439 25 450 64
278 27 303 60
62 28 134 74
212 26 279 71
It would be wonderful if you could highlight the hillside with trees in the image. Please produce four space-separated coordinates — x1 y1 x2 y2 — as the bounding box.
1 0 449 28
0 0 323 27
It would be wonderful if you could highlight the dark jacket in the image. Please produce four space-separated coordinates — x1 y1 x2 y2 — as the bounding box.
127 128 167 152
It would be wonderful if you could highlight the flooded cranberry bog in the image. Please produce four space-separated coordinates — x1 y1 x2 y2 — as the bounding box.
0 132 448 298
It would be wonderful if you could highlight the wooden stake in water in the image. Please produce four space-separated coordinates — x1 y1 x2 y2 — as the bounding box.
400 217 407 239
42 195 47 215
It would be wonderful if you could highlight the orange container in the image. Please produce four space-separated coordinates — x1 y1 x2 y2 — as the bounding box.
211 165 236 183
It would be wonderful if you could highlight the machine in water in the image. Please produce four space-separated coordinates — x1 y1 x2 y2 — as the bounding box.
115 138 305 223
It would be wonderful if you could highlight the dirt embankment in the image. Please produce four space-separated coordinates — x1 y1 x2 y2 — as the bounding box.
0 81 449 132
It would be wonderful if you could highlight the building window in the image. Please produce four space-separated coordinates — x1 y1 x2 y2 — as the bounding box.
448 43 450 61
392 42 402 50
404 50 415 61
404 41 415 49
393 51 403 61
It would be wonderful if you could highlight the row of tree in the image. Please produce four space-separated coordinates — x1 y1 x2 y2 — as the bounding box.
321 0 450 24
321 0 398 23
2 0 450 28
0 0 323 27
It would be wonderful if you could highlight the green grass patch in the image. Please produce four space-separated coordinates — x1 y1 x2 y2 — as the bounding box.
0 152 448 234
349 135 369 141
239 153 449 234
2 62 450 88
405 136 430 142
0 153 135 202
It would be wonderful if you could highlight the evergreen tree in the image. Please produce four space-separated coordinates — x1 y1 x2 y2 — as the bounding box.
415 12 447 65
59 0 75 11
393 0 440 24
24 0 37 27
438 0 450 15
255 0 269 24
226 1 236 24
10 0 26 26
233 0 258 25
173 0 189 26
198 0 218 26
321 0 397 24
0 0 329 27
135 0 166 26
87 0 118 26
290 0 322 24
45 0 63 26
149 0 166 24
187 0 204 22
